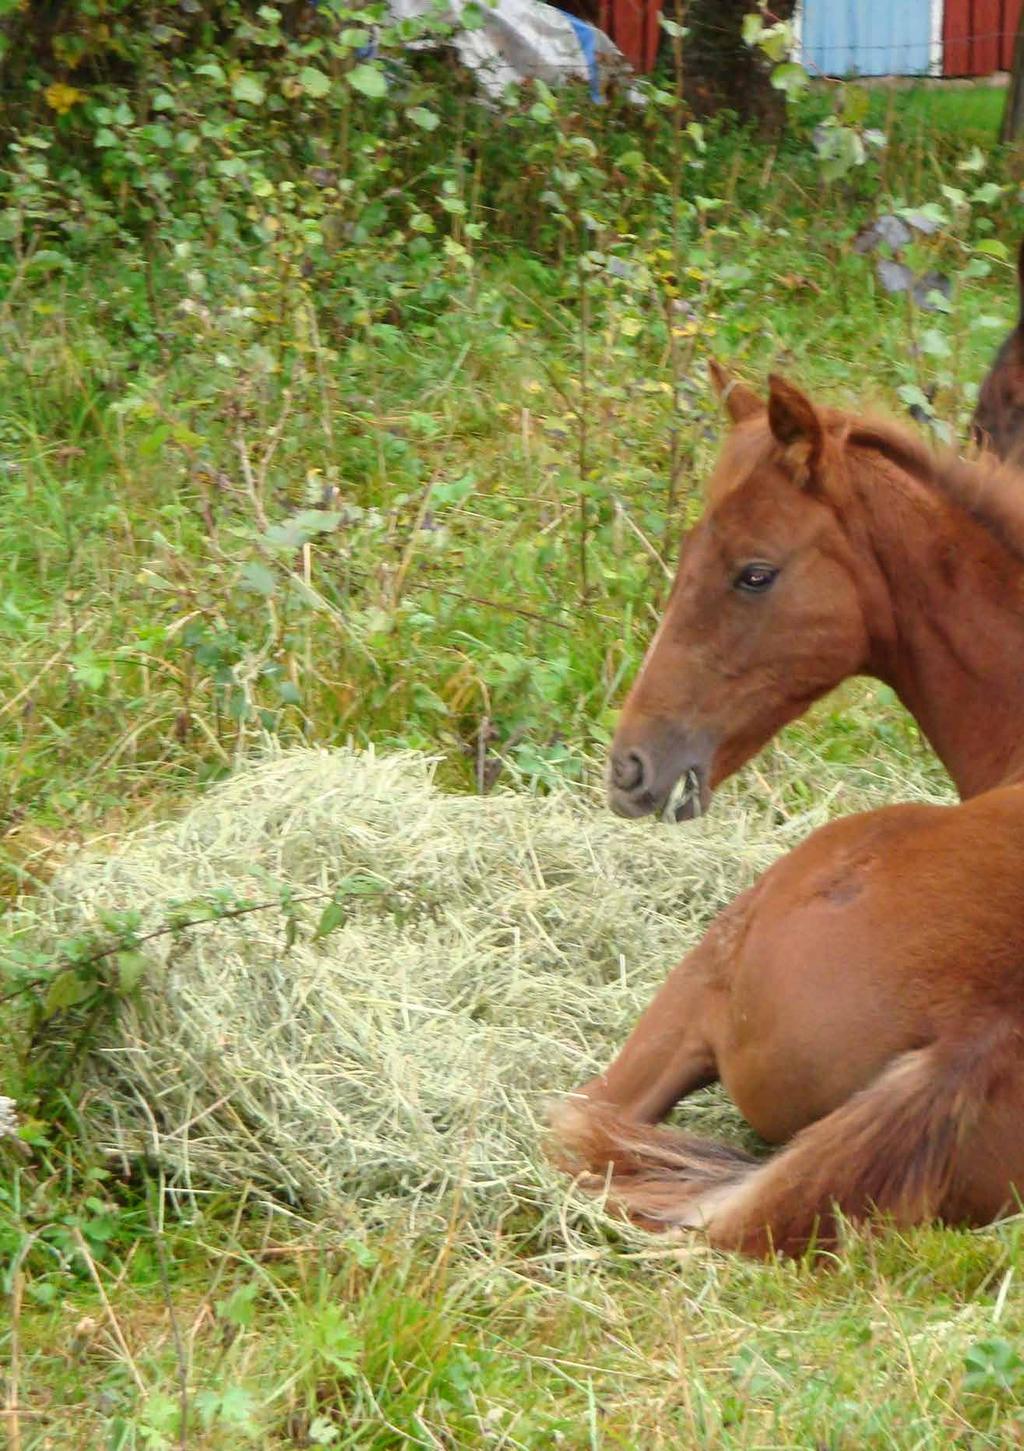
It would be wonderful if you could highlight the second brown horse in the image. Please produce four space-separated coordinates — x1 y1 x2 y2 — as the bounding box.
553 367 1024 1257
973 236 1024 460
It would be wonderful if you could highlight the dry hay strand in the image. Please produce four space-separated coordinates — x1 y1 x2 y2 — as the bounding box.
25 745 947 1232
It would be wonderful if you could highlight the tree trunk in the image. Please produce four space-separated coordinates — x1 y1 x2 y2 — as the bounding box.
1001 6 1024 143
679 0 798 136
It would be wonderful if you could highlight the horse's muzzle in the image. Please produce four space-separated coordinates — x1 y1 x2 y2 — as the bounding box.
606 736 713 823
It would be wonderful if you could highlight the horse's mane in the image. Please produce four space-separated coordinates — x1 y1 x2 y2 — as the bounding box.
842 415 1024 567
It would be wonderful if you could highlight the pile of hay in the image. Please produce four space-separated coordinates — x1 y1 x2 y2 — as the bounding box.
28 746 947 1231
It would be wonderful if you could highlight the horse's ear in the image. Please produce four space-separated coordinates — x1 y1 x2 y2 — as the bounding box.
708 360 763 424
767 374 823 483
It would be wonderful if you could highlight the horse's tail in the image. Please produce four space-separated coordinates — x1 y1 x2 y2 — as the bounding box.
553 1020 1020 1257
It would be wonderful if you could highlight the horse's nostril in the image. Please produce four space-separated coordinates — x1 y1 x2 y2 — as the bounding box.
612 750 645 793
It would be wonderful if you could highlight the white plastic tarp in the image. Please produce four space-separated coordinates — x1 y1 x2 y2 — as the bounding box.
388 0 625 99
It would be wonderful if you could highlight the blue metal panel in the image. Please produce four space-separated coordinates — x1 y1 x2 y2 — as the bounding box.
801 0 933 77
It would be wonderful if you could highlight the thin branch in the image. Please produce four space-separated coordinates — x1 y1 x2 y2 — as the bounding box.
72 1226 146 1395
2 885 386 1005
144 1172 190 1448
611 497 673 580
4 1265 24 1451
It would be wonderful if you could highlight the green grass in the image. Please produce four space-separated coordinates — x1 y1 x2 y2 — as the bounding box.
4 80 1024 1448
866 83 1007 146
0 174 1003 873
11 1190 1024 1447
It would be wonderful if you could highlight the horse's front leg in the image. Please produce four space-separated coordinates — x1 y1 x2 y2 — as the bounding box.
550 892 751 1183
576 945 722 1122
572 888 753 1124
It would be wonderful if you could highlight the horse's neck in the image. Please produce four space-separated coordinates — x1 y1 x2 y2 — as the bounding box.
858 475 1024 797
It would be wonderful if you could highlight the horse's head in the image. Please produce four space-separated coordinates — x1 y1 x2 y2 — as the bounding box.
608 369 870 822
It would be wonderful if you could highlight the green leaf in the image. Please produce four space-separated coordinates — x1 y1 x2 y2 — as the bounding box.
314 900 347 940
116 951 147 994
615 148 645 175
71 651 108 690
43 971 94 1019
94 127 118 148
263 510 342 550
770 62 808 95
761 27 790 61
406 105 440 131
140 1391 182 1438
902 201 951 230
342 1234 379 1268
348 63 387 99
216 1281 260 1328
922 289 953 316
919 328 951 359
232 73 266 105
957 144 986 173
239 561 277 597
964 1337 1024 1393
299 66 331 99
839 83 870 125
308 1304 362 1376
195 1384 259 1433
100 908 142 935
410 683 448 715
431 474 474 505
139 423 171 459
337 872 386 897
976 238 1009 260
896 383 931 413
972 182 1005 205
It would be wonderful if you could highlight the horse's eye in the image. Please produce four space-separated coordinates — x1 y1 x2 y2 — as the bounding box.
734 562 779 594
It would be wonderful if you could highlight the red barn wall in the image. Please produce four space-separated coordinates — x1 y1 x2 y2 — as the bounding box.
944 0 1023 75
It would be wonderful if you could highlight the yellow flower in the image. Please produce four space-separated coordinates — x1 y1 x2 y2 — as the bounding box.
45 82 86 115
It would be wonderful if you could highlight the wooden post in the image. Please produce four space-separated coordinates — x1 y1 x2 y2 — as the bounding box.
1002 3 1024 141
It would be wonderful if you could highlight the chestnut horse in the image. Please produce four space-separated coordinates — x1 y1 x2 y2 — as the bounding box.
973 236 1024 461
553 368 1024 1257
